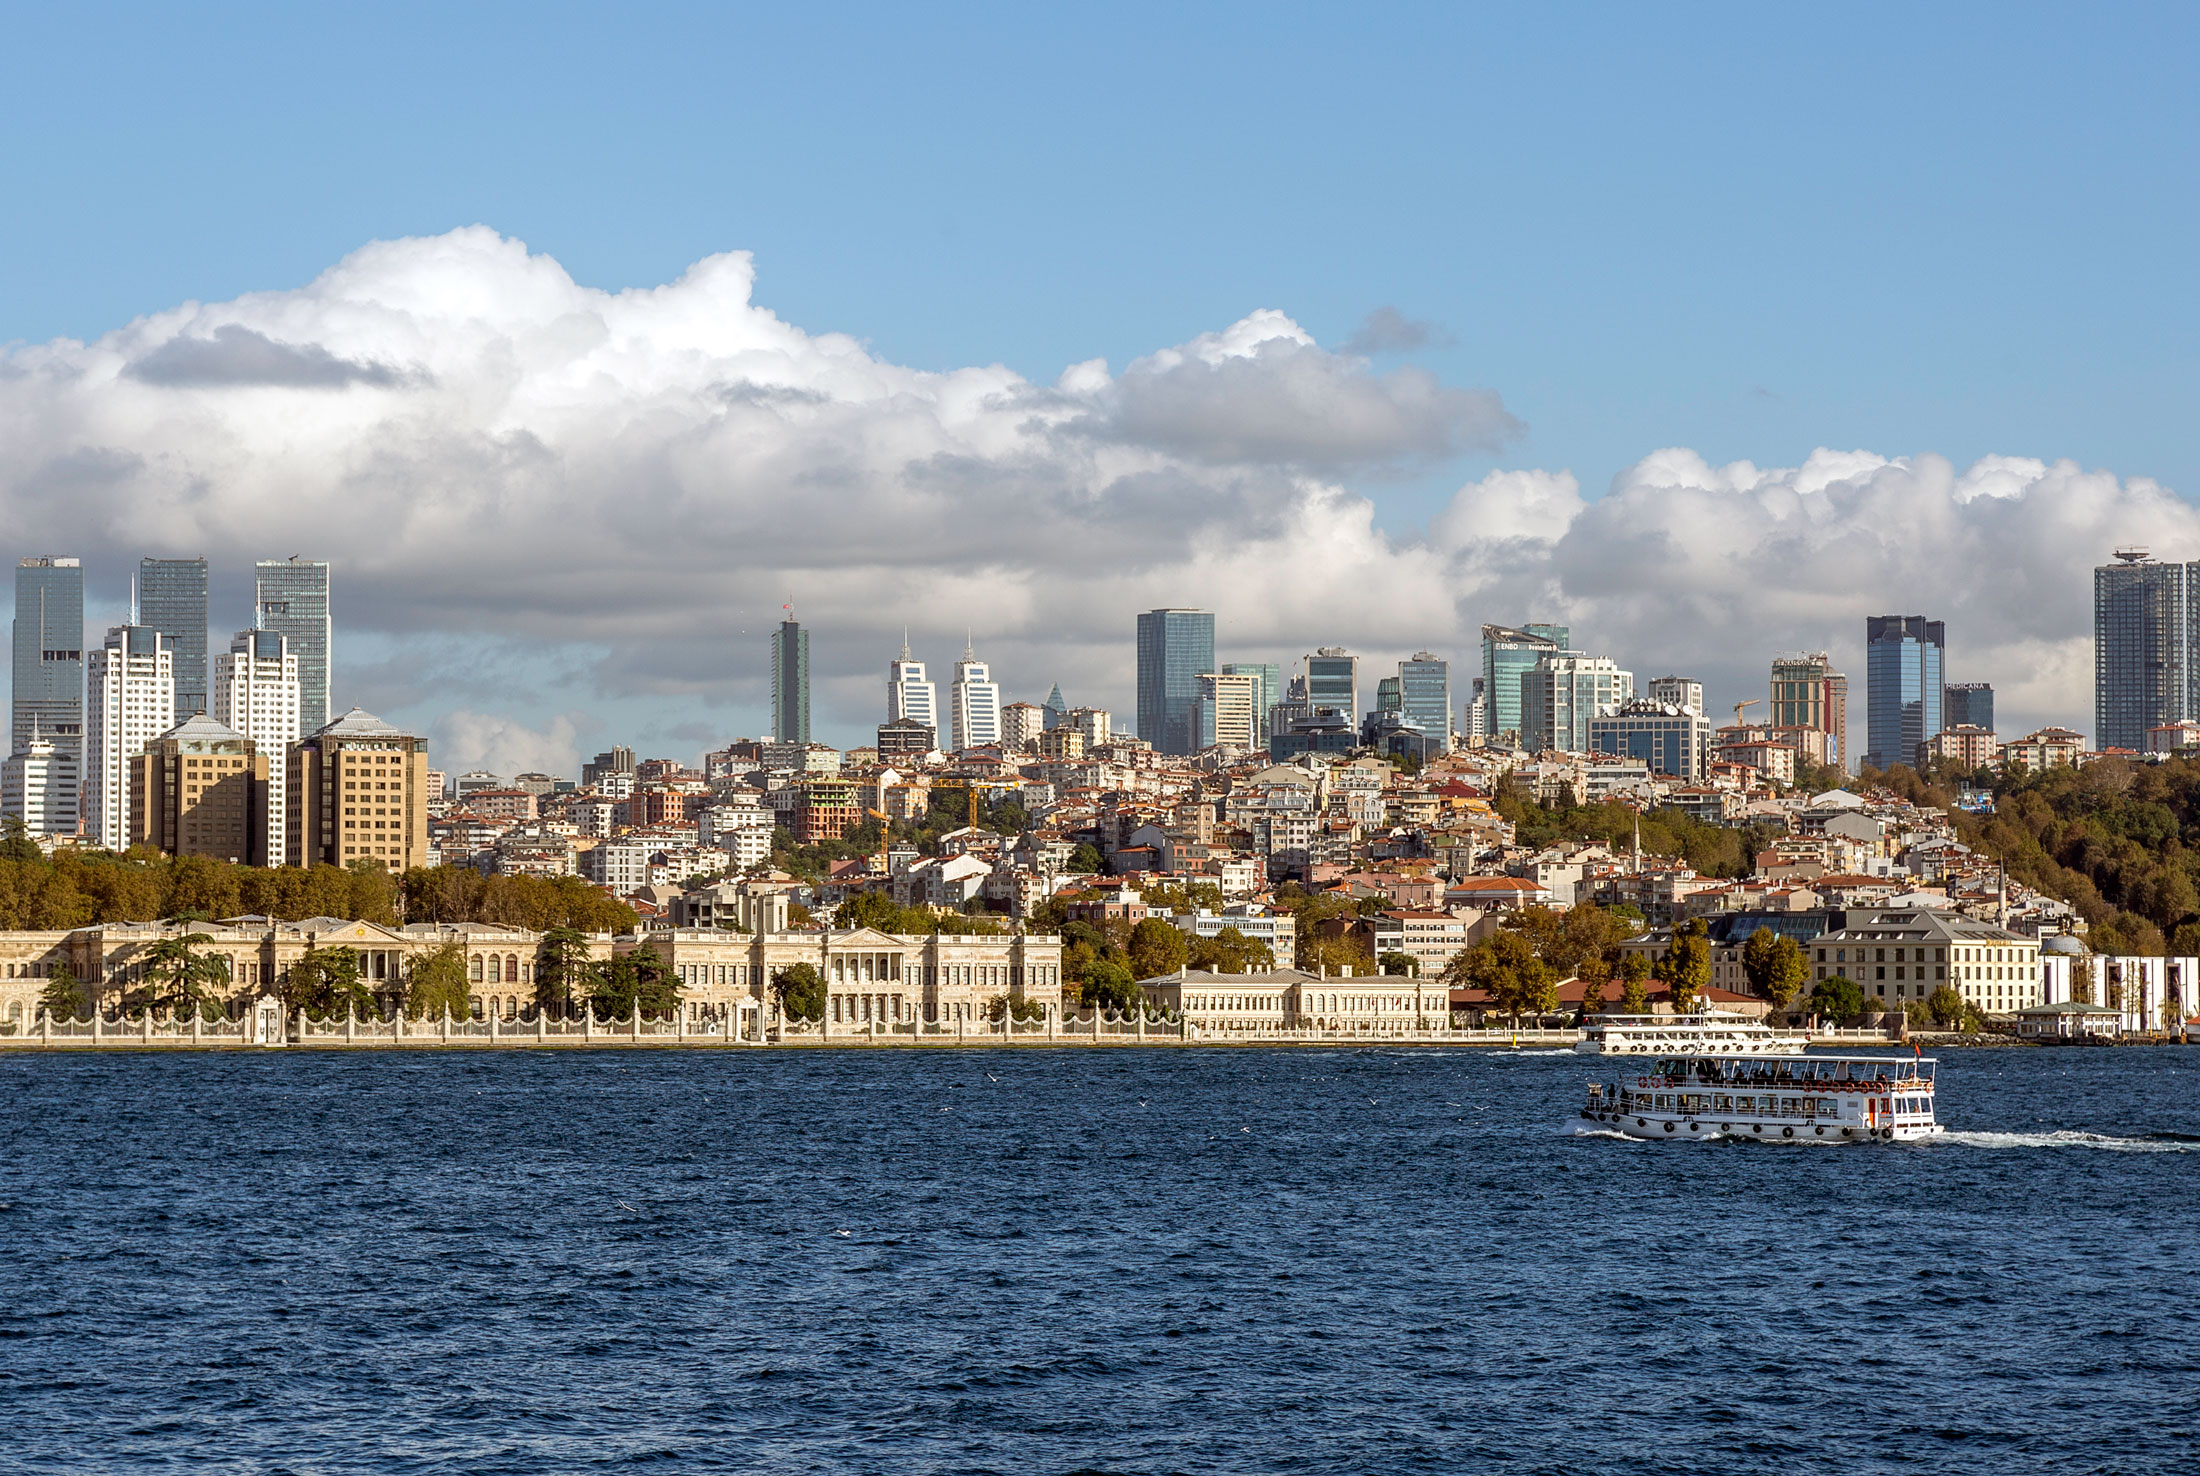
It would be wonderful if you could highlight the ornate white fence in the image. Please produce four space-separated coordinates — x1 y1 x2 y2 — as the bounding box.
1 1003 1597 1050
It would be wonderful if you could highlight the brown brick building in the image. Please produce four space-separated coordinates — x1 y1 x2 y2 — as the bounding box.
287 709 431 870
129 714 269 864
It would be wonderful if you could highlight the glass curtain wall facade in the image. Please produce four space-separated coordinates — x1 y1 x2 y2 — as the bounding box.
1944 683 1995 735
1136 609 1215 756
772 620 810 743
1864 616 1946 771
1400 653 1451 750
1481 623 1568 744
1770 652 1850 771
140 557 208 717
12 557 84 760
255 558 332 728
2094 554 2197 753
1306 648 1358 720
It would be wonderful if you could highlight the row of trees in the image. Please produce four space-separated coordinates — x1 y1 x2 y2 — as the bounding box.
1432 906 1814 1024
0 825 638 934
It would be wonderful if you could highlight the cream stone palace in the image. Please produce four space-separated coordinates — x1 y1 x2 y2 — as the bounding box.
0 916 1064 1033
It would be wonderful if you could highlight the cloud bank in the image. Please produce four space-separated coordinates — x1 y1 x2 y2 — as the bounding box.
0 227 2187 770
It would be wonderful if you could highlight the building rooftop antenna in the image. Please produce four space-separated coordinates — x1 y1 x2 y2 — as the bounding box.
2116 546 2152 564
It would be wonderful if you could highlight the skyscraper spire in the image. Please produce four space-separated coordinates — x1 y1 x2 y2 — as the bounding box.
900 627 911 662
964 628 976 661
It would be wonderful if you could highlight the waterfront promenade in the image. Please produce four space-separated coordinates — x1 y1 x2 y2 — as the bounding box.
0 1006 1908 1051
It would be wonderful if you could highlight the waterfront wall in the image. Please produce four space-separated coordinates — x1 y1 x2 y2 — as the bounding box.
2 1003 1603 1050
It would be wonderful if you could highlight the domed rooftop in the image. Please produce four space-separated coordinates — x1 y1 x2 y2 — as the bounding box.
2041 933 2089 955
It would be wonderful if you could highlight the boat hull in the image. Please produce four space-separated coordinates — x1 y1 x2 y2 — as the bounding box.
1567 1112 1942 1143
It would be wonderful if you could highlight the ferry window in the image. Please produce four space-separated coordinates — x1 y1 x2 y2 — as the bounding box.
1780 1098 1798 1112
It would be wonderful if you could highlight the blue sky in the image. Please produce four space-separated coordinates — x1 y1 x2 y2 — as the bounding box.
9 4 2197 513
2 4 2196 763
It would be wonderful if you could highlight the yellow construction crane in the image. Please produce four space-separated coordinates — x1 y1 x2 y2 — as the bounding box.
1733 697 1762 727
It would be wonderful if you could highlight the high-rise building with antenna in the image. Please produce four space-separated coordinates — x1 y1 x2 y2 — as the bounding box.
951 639 1001 751
771 613 810 743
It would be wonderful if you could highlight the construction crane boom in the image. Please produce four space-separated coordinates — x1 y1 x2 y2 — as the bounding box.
1732 697 1762 727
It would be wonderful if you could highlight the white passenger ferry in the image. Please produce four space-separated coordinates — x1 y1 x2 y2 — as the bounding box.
1569 1052 1942 1143
1575 1009 1808 1057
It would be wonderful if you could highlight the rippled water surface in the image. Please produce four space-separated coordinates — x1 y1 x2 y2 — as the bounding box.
2 1045 2197 1474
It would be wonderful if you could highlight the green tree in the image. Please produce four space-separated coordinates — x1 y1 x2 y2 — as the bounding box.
38 961 84 1020
1450 929 1558 1024
1618 952 1652 1014
0 814 42 865
1379 951 1419 977
593 942 681 1018
281 945 372 1017
1741 927 1808 1008
536 926 594 1013
1079 958 1143 1015
1068 843 1104 874
1579 972 1609 1017
1926 984 1968 1029
1128 917 1189 979
1809 974 1866 1024
405 940 473 1020
1655 921 1712 1014
772 962 827 1022
1186 925 1274 974
137 932 232 1017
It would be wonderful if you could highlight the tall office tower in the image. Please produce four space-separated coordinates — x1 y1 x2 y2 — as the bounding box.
1042 683 1068 729
1375 676 1402 713
1520 654 1633 754
85 626 175 849
2093 549 2198 752
1135 609 1216 756
1305 648 1358 720
1944 682 1995 735
140 557 209 716
2 728 78 837
1481 623 1569 744
1646 676 1704 715
287 708 429 869
1220 663 1280 745
771 618 809 743
1864 616 1947 771
950 642 1002 751
1770 651 1851 770
1465 677 1488 743
129 715 267 863
888 639 938 729
214 628 301 865
13 556 84 762
255 558 332 727
1196 671 1262 750
1399 652 1452 751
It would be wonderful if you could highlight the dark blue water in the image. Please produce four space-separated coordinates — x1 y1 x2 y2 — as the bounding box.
2 1046 2196 1474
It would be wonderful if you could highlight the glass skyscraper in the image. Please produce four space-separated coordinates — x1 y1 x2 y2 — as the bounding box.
1481 623 1568 744
2094 551 2198 753
1136 609 1214 756
140 557 208 717
1306 648 1358 718
771 619 810 743
12 557 84 759
1944 682 1994 735
1864 615 1946 771
256 558 332 728
1399 652 1451 751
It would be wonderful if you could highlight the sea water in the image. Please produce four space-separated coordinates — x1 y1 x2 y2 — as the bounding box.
1 1046 2195 1473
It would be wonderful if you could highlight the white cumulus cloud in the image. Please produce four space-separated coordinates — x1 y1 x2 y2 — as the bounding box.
0 227 2187 753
